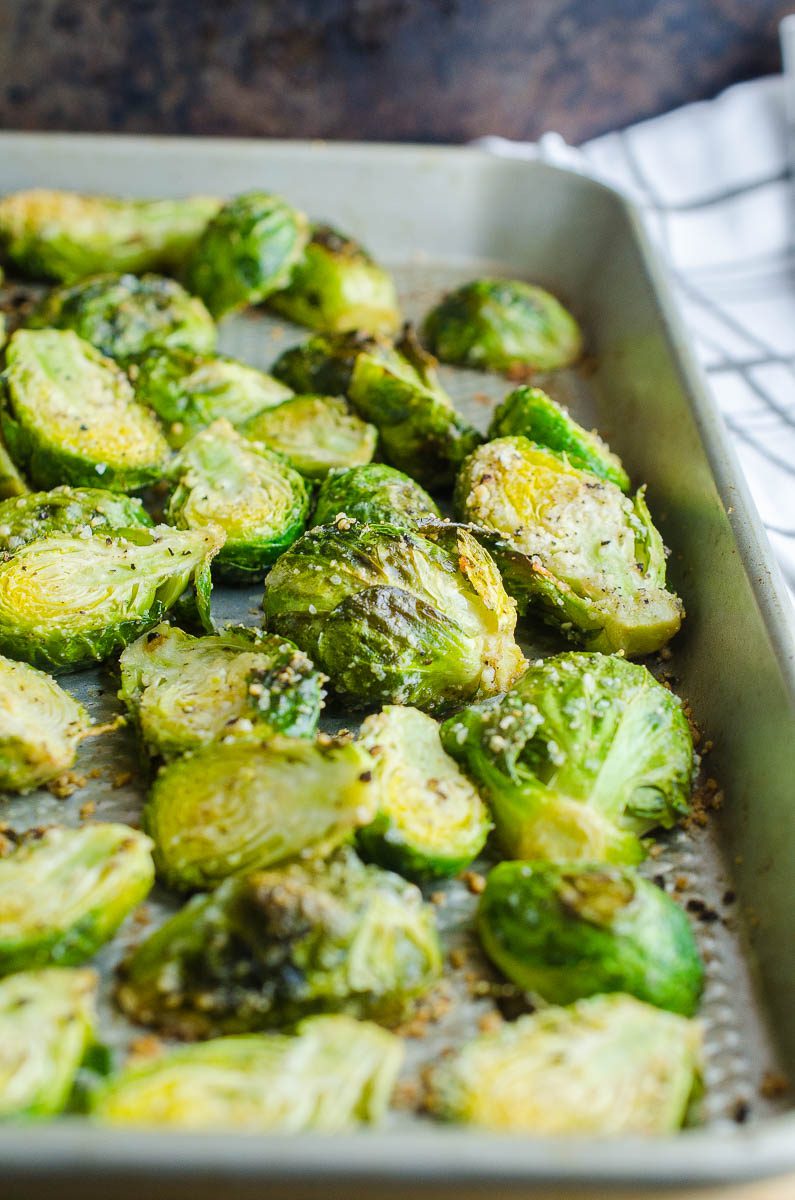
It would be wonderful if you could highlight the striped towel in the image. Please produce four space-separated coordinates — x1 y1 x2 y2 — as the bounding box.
481 76 795 594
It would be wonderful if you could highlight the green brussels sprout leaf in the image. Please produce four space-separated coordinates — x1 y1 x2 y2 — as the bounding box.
0 485 152 556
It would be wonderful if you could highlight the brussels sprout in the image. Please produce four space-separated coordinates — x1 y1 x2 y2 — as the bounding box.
30 272 217 361
272 328 481 489
144 735 376 890
426 993 701 1134
185 191 309 319
357 705 490 880
166 419 309 582
264 519 525 713
0 824 154 973
479 862 703 1015
0 485 152 555
117 848 441 1036
269 224 401 335
489 386 630 492
0 523 222 672
0 967 98 1119
0 189 220 283
455 436 683 655
422 278 583 375
127 347 293 448
440 652 694 864
93 1015 403 1130
119 622 325 760
0 433 26 500
272 329 364 396
0 656 89 792
313 463 440 529
1 330 170 491
240 394 377 480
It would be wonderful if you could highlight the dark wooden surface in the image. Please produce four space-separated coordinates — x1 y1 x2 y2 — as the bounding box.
0 0 790 144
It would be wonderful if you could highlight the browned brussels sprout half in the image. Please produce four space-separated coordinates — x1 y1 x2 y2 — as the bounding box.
263 518 525 713
0 188 220 283
313 463 440 529
0 655 90 793
269 224 401 334
422 278 583 375
116 848 441 1036
455 436 682 655
240 394 377 480
185 191 309 318
0 486 152 555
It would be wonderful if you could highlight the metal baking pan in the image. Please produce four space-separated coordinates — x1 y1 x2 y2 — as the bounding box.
0 133 794 1199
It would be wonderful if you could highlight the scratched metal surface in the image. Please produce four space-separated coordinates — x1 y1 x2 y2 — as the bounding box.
0 261 786 1138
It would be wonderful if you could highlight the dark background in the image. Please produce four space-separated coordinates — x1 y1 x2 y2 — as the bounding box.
0 0 791 144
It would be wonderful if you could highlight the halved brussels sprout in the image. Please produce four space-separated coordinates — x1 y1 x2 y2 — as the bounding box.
489 386 630 491
30 272 217 361
144 735 376 890
0 485 152 555
479 862 703 1015
0 189 220 283
269 224 401 335
0 433 26 500
0 824 154 973
426 993 702 1134
264 519 525 713
185 191 309 319
440 651 694 864
313 463 440 529
0 967 98 1119
1 330 170 491
0 523 222 672
0 655 89 792
240 394 377 480
93 1015 403 1130
116 848 441 1036
128 347 293 448
422 278 583 375
455 436 683 655
357 705 491 880
272 328 482 489
272 329 365 395
119 622 325 760
166 419 309 582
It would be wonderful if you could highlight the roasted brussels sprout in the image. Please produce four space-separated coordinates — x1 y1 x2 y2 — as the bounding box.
264 519 525 713
0 824 154 973
0 655 89 792
30 272 217 361
422 278 583 375
269 224 401 335
455 436 683 655
0 523 222 672
272 328 481 489
240 394 377 480
0 433 26 500
119 622 325 760
93 1015 403 1130
489 386 630 492
185 191 309 319
166 419 309 582
426 993 701 1134
1 330 170 491
117 848 441 1036
0 189 220 283
271 329 364 396
357 705 490 880
479 862 703 1015
0 967 98 1119
313 463 440 529
441 652 694 864
128 347 293 448
0 485 152 555
145 735 376 890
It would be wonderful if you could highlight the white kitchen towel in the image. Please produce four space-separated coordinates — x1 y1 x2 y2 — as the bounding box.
481 75 795 592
